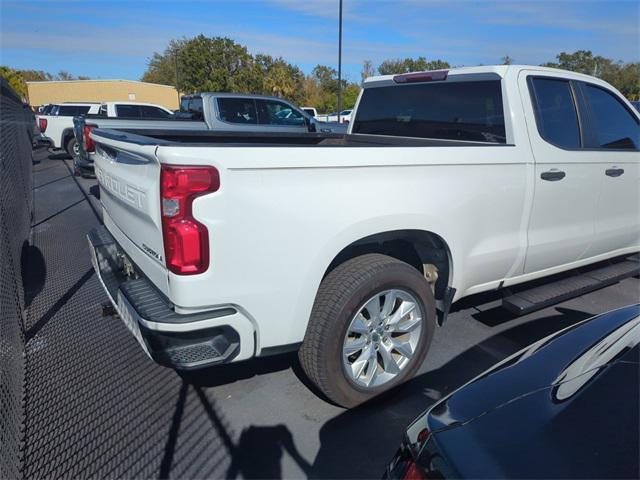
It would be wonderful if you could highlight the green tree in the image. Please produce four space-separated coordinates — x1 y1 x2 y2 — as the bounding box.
361 59 375 85
172 35 253 93
377 57 450 75
142 38 189 87
20 70 53 82
254 54 305 102
341 83 361 109
0 66 27 98
543 50 639 99
56 71 75 81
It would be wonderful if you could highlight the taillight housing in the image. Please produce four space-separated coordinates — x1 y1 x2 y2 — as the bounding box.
84 124 98 152
160 164 220 275
39 118 47 133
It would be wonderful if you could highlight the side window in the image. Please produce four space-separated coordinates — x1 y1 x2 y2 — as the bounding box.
218 98 257 124
256 100 305 126
99 104 108 116
530 78 581 149
140 106 171 118
583 84 639 150
116 105 141 118
58 106 91 116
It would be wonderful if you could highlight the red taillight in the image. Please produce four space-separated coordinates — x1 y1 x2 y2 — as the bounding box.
39 118 47 133
393 70 449 84
402 460 426 480
160 164 220 275
84 124 97 152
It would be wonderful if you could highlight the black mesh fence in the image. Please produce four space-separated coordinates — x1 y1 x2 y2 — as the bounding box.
0 78 34 479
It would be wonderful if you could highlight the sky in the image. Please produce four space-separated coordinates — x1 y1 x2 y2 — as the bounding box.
1 0 638 83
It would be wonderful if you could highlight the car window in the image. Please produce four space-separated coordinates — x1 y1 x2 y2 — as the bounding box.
116 104 141 118
57 105 91 116
530 78 581 149
140 106 171 118
256 99 305 126
218 98 258 124
583 84 639 150
352 80 506 143
99 104 108 116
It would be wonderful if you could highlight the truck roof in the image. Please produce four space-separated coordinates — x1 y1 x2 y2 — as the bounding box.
184 92 302 103
363 64 610 88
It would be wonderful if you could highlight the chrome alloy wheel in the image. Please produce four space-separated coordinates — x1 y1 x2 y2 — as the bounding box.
342 289 423 388
73 141 80 157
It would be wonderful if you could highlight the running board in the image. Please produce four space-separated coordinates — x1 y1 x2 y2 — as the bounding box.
502 256 640 316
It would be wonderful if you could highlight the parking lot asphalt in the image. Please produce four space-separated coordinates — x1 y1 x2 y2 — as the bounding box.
25 147 639 479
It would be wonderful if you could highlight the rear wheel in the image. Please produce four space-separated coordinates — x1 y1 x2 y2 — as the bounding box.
65 137 79 158
299 254 436 407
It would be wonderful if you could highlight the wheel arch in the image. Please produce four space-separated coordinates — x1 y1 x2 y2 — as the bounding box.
322 229 453 302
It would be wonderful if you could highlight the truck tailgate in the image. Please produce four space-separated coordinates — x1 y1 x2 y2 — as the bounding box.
92 131 168 292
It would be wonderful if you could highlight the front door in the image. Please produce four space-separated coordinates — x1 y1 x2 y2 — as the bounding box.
578 82 640 257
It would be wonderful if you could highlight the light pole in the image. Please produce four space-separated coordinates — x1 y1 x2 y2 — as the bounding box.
174 50 180 105
337 0 343 123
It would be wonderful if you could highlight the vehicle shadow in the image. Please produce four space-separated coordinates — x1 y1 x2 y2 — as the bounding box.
48 151 70 160
180 352 298 388
21 242 46 308
306 307 593 479
184 306 593 478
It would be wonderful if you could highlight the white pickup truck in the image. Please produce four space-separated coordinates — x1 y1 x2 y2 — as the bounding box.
38 101 173 156
87 65 640 407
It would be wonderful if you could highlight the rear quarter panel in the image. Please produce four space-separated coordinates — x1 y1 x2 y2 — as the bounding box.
155 140 532 351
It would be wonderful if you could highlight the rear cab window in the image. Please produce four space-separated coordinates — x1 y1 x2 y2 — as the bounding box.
352 80 506 143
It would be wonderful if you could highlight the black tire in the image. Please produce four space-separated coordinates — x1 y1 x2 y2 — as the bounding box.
65 137 78 158
299 253 436 408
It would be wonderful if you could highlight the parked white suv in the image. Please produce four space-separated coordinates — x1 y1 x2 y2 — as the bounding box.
87 65 639 407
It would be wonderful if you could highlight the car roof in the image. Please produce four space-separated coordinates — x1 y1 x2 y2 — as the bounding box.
191 92 298 103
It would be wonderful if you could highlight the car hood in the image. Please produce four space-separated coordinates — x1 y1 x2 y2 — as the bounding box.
406 304 640 451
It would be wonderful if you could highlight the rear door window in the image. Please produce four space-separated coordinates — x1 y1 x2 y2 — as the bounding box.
352 80 506 143
115 105 141 118
583 84 639 149
256 99 305 126
530 78 581 149
218 98 258 124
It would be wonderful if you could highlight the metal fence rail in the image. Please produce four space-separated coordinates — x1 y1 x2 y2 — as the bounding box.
0 77 34 479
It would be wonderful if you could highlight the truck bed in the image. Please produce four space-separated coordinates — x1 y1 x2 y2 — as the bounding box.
95 128 512 148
